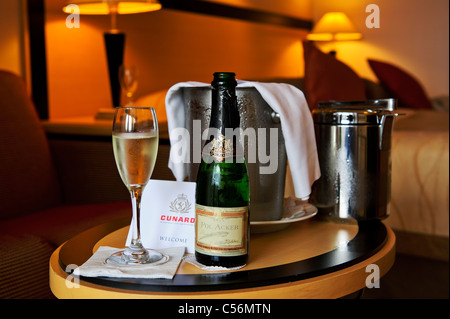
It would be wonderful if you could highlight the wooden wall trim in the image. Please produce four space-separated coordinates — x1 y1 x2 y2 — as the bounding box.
27 0 48 120
159 0 313 30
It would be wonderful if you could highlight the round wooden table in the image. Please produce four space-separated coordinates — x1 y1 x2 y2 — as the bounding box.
49 217 395 299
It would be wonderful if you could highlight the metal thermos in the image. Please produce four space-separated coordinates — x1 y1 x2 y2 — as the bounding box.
182 87 287 222
309 99 399 222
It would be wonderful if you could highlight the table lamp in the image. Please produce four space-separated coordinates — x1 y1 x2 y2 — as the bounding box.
306 12 362 55
63 0 162 108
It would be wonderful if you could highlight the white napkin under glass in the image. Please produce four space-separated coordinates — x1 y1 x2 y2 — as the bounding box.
76 246 185 279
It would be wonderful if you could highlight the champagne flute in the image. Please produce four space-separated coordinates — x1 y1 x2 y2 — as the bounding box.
119 65 138 106
108 106 165 264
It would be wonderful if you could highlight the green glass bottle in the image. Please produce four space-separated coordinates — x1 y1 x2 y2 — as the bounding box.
195 72 250 268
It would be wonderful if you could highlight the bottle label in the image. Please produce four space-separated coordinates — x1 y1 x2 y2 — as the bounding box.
202 134 244 163
195 203 248 257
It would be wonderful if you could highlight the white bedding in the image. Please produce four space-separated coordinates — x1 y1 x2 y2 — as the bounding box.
387 109 449 237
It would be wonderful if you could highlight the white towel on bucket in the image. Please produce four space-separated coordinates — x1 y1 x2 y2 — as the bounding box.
164 80 320 200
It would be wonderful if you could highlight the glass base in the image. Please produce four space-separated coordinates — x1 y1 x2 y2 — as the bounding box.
107 247 168 265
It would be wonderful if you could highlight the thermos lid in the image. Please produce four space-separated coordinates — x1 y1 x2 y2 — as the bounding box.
312 98 397 125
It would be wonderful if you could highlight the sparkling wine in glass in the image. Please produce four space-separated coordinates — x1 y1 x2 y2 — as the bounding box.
108 106 166 264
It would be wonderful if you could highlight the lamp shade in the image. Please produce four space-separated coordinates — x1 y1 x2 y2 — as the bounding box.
307 12 362 41
62 0 161 15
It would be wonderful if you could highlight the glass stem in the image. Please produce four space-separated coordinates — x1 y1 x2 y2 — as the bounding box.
130 186 144 250
126 92 134 106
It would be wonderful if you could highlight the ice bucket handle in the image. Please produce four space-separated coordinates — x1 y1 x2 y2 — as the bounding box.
379 113 400 150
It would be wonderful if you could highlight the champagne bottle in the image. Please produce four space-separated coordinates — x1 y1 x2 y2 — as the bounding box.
195 72 250 268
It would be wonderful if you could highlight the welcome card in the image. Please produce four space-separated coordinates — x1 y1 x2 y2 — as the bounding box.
126 179 196 253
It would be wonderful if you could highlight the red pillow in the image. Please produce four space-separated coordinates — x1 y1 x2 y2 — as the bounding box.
368 59 432 109
303 41 366 110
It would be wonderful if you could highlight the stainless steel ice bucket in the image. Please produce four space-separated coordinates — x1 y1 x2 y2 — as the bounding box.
182 87 287 221
309 99 398 221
